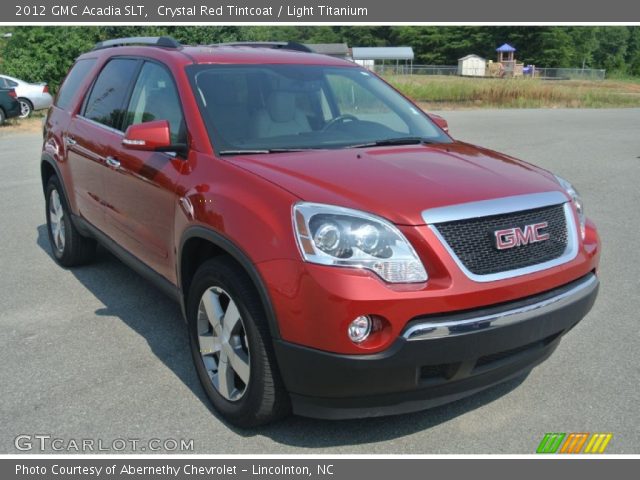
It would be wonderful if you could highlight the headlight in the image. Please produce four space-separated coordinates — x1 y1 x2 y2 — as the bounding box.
293 202 428 283
554 174 585 239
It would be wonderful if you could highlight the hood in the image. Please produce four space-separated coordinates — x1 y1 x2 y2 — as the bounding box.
229 142 564 225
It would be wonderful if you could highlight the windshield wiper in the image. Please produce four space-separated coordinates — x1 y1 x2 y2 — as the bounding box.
346 137 434 149
219 148 315 156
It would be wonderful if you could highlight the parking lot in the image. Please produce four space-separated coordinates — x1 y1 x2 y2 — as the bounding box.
1 108 638 454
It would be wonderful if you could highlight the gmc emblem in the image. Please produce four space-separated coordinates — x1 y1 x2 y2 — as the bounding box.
494 222 550 250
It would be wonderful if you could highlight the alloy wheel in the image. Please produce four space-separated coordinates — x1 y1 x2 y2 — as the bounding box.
19 100 31 118
48 189 65 253
197 286 251 401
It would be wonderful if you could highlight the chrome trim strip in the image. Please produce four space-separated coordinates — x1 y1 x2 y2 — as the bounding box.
421 191 569 225
403 273 598 341
429 202 579 282
78 116 124 136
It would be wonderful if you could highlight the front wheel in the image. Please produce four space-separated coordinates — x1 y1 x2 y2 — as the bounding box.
187 257 290 427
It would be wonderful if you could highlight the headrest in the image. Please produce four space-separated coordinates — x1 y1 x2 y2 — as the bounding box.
266 91 296 123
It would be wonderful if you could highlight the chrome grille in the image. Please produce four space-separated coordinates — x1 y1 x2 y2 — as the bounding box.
434 204 568 276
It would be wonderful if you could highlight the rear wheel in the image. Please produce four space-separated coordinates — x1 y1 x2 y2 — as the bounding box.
45 176 96 267
0 108 5 125
188 257 290 427
18 98 32 118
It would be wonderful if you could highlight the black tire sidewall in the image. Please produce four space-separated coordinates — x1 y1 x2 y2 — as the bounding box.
187 259 274 424
45 177 72 262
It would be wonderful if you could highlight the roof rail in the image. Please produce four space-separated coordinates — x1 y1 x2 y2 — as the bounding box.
215 41 313 53
92 36 181 51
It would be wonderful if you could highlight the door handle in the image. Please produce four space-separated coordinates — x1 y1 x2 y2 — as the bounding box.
64 136 77 146
106 156 121 169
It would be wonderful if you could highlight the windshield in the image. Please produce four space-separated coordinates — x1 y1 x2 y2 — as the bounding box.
187 64 452 153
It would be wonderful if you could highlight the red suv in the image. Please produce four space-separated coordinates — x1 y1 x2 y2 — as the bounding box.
42 37 600 427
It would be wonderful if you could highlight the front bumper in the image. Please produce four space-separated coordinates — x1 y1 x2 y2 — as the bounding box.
275 273 599 419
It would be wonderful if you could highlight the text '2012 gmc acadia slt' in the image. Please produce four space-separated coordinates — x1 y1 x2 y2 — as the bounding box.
42 37 600 427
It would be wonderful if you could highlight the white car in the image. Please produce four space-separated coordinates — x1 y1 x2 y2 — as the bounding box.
0 74 53 118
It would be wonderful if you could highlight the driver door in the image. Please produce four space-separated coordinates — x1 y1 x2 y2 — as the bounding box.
100 60 187 281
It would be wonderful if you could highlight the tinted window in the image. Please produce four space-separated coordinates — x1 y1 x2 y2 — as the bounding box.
56 59 96 111
83 58 138 129
188 64 450 152
123 62 185 143
0 77 14 88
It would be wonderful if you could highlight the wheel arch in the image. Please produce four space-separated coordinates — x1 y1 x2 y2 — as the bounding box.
18 97 33 108
40 153 68 200
178 226 281 339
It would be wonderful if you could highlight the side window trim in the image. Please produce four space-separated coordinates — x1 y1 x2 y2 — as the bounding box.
79 117 129 137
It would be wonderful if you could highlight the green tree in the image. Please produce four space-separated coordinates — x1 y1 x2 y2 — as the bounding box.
593 27 631 73
1 27 96 91
569 27 599 69
626 27 640 76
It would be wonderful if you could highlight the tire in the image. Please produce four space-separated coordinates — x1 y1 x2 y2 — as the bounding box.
0 108 5 125
187 257 290 427
18 98 32 119
45 176 96 267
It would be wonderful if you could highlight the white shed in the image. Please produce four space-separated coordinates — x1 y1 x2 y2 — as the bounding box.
458 54 486 77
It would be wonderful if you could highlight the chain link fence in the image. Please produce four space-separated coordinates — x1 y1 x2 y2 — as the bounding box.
373 64 606 80
374 65 458 76
531 67 606 80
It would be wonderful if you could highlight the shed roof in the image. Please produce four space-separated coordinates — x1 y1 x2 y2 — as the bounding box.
458 54 485 61
305 43 349 56
352 47 414 61
496 43 516 52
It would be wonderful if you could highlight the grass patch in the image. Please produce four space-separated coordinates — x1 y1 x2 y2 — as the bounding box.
0 113 45 136
386 75 640 108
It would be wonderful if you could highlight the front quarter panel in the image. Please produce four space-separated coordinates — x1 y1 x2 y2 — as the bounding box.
174 152 301 269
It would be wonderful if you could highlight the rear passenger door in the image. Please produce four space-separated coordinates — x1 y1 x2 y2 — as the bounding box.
65 57 139 230
100 60 186 281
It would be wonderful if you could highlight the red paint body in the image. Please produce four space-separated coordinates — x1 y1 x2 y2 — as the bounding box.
43 45 600 358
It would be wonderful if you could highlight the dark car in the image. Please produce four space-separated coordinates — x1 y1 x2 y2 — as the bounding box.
42 37 600 427
0 87 21 124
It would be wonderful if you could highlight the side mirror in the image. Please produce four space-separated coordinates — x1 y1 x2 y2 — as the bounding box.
122 120 186 154
428 113 449 134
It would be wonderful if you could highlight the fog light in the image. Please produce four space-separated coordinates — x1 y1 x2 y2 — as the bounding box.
348 315 372 344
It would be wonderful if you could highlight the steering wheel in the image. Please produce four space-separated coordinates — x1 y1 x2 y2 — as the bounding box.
322 114 358 131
